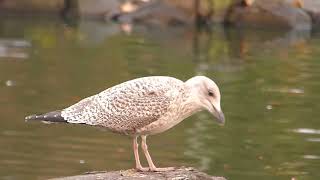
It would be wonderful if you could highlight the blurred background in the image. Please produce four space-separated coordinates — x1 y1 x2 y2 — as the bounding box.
0 0 320 180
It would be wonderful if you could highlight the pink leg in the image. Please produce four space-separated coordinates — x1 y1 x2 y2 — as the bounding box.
133 136 148 171
141 135 175 172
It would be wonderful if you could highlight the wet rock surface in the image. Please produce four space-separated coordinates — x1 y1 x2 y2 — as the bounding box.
50 167 227 180
1 1 320 32
224 0 312 30
298 0 320 25
113 1 193 26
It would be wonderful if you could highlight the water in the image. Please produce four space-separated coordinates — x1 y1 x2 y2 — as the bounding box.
0 16 320 180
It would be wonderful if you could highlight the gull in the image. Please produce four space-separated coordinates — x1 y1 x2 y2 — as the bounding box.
25 76 225 172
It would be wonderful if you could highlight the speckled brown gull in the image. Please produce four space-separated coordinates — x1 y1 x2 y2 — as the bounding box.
25 76 225 172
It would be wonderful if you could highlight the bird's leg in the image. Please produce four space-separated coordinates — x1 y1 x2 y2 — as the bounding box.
141 135 175 172
133 136 149 171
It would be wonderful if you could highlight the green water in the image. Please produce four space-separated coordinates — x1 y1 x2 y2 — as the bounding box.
0 17 320 180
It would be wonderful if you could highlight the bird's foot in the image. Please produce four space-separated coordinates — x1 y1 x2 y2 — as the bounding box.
149 167 175 172
136 166 150 172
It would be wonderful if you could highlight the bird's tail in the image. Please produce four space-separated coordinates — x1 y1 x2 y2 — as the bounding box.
25 110 67 123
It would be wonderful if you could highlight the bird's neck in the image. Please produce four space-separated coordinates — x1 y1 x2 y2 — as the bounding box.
179 86 204 119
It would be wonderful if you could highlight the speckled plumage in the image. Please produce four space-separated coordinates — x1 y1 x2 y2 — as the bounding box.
26 75 224 171
60 76 199 135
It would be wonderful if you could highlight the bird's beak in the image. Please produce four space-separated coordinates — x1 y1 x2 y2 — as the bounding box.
208 102 225 125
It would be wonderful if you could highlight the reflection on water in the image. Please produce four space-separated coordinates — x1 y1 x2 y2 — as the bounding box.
303 155 320 160
0 39 31 59
185 113 216 171
306 138 320 142
292 128 320 135
0 16 320 180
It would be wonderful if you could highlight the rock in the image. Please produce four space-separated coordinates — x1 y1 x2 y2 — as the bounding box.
50 167 227 180
0 0 64 14
162 0 212 24
77 0 121 18
115 1 193 26
76 0 194 25
0 0 231 26
113 0 235 26
224 0 312 30
295 0 320 25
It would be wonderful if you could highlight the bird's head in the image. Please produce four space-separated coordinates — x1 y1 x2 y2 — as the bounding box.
186 76 225 125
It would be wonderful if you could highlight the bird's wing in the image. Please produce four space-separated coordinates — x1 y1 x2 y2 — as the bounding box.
61 77 184 133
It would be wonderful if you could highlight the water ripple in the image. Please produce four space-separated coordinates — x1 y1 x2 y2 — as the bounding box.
291 128 320 135
306 138 320 142
303 155 320 160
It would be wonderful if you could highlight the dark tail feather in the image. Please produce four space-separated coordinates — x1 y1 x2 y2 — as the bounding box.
25 110 67 123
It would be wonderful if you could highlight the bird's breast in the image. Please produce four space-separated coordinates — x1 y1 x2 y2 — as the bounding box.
135 97 200 135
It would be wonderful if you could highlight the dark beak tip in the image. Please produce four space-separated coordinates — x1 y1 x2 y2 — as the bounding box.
210 104 225 126
218 119 225 126
216 111 225 126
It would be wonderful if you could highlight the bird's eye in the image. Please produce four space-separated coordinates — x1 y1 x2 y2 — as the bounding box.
208 91 214 97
